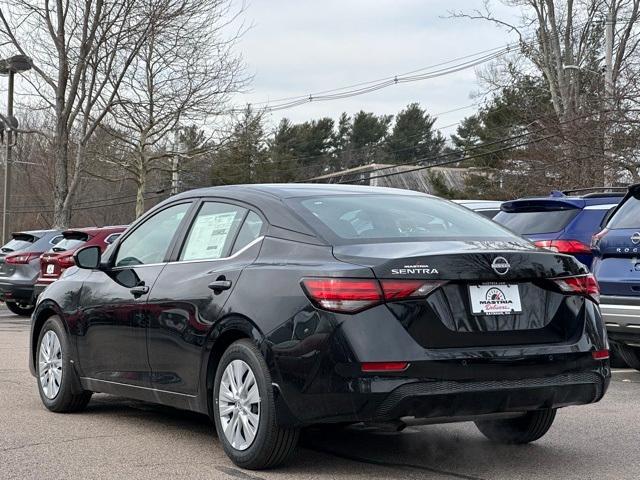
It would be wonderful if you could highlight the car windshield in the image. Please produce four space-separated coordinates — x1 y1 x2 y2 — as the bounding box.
289 194 519 244
1 237 34 253
494 209 579 235
50 238 87 252
607 195 640 229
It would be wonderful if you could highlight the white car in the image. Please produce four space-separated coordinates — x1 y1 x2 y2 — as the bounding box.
453 199 503 219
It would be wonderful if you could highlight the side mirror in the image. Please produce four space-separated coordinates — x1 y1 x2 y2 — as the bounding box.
74 245 101 270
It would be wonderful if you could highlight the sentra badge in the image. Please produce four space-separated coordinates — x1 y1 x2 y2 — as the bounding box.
391 264 439 275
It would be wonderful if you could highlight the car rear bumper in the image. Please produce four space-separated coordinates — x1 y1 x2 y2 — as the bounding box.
601 295 640 346
273 354 610 426
0 281 34 302
369 371 606 422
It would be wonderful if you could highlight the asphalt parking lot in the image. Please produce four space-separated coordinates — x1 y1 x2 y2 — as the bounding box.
1 308 639 480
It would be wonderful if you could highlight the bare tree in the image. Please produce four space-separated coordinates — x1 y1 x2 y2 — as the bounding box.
92 0 247 217
452 0 640 184
0 0 167 227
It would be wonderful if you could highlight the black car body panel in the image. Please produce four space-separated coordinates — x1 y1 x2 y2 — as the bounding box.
30 184 610 428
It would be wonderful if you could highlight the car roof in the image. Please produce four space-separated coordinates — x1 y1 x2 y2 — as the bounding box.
148 184 437 245
12 229 60 237
502 191 624 211
453 200 503 209
63 225 127 236
173 183 432 200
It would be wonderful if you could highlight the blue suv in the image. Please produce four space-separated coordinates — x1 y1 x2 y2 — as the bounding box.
591 183 640 370
494 188 625 269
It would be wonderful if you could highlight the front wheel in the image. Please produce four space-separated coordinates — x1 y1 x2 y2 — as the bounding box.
614 343 640 371
213 339 299 469
36 316 92 412
6 300 34 317
475 409 556 444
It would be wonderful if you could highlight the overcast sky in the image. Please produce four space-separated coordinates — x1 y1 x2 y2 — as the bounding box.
233 0 522 135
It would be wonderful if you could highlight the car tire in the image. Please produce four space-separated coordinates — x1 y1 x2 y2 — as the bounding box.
614 343 640 371
475 408 556 444
36 316 92 412
6 300 35 317
213 339 299 469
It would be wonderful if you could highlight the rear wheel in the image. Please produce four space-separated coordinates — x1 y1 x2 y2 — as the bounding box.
36 316 92 412
213 339 299 469
614 343 640 371
6 300 34 317
475 409 556 444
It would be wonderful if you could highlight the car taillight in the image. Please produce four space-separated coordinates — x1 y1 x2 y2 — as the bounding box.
534 239 591 254
5 252 41 264
591 229 608 250
301 278 382 313
379 279 446 300
553 273 600 303
592 349 609 360
361 362 409 372
58 255 76 269
301 278 446 313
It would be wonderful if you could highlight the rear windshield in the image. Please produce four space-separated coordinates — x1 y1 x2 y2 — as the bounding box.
607 195 640 229
1 236 36 253
289 195 519 244
50 238 87 252
493 209 579 235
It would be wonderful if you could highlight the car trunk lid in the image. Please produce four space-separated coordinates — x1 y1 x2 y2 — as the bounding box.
333 241 589 348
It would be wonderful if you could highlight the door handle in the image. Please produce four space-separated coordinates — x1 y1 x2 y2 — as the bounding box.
208 279 232 293
130 285 150 297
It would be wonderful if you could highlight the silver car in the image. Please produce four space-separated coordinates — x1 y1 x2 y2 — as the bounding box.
0 230 63 316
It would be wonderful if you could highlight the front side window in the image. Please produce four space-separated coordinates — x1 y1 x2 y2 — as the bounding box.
289 195 518 244
115 203 191 267
180 202 246 261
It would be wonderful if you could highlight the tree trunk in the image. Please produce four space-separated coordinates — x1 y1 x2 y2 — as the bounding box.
135 155 146 218
52 127 70 229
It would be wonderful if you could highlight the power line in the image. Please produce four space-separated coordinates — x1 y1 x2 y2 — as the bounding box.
227 19 595 115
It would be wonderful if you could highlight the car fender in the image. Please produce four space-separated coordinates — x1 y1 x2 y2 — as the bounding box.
197 313 267 413
29 299 84 395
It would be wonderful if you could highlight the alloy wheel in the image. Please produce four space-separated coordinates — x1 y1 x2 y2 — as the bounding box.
39 330 63 399
218 359 261 451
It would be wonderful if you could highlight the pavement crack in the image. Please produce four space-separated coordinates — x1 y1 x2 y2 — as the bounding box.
216 466 266 480
0 434 123 453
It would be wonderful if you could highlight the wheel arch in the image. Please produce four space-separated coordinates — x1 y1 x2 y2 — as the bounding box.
29 300 68 376
199 314 267 416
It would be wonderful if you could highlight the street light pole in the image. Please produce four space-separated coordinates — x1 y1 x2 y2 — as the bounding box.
0 54 33 243
2 71 14 243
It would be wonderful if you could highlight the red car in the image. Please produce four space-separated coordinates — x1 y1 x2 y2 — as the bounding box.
34 226 126 298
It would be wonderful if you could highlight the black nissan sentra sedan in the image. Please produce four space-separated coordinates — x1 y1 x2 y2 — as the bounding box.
29 184 610 469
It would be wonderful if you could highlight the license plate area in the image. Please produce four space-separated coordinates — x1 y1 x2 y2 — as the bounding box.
46 264 55 274
468 283 522 316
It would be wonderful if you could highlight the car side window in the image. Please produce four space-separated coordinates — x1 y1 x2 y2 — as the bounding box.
231 211 264 255
180 202 246 261
115 203 191 267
